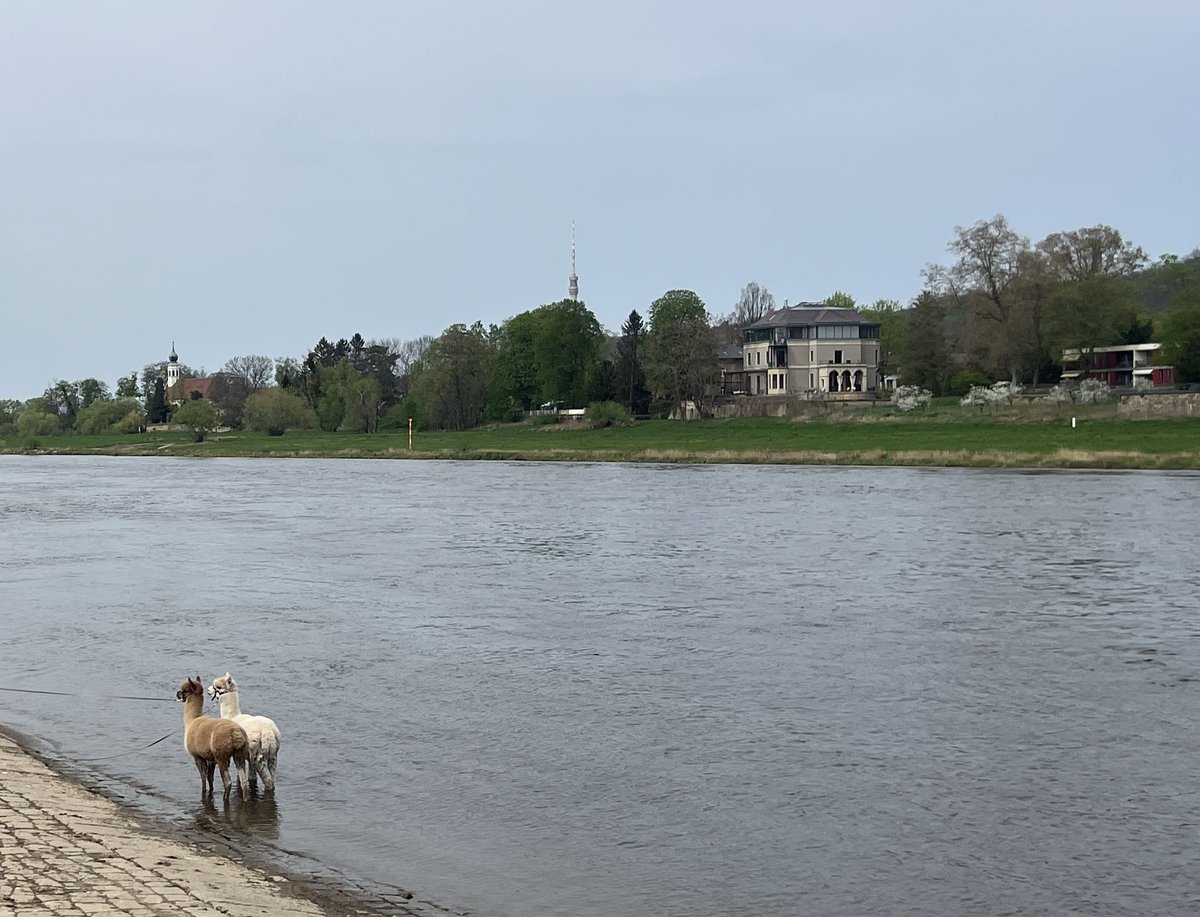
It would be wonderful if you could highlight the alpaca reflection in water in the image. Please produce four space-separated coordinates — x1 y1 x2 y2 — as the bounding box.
194 787 281 841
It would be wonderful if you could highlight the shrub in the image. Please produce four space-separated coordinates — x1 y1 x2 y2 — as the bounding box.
172 398 220 442
17 411 60 436
243 388 316 436
890 385 932 412
585 401 630 427
74 398 144 434
946 370 992 397
961 381 1023 410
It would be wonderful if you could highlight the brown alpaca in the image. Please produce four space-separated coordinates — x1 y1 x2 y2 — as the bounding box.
176 676 251 800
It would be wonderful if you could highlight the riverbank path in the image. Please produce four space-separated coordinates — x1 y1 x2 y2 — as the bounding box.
0 732 365 916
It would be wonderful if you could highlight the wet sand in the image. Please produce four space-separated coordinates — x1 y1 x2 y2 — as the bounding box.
0 729 445 917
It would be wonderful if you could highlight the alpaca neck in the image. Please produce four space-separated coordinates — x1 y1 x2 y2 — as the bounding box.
218 690 243 718
182 693 205 724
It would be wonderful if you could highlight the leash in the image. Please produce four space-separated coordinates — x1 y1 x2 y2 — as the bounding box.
82 731 177 761
0 685 173 703
0 684 179 763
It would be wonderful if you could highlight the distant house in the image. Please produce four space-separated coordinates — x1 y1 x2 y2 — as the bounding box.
1060 343 1174 389
742 305 882 396
717 344 747 395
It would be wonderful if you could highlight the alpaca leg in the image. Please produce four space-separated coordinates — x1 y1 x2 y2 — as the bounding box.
205 760 217 796
248 755 258 787
194 757 210 796
267 751 278 788
235 755 250 800
257 756 274 792
217 757 233 799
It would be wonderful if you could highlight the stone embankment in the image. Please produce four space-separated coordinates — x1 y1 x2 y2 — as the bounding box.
0 732 419 917
1118 391 1200 418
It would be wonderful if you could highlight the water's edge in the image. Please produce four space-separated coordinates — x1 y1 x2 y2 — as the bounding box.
0 723 458 917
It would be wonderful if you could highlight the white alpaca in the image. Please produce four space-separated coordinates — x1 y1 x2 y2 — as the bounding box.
207 673 281 791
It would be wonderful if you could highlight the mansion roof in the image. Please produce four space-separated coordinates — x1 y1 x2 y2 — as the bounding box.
747 306 876 329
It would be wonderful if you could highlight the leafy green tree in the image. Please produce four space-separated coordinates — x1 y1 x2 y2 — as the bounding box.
613 310 650 415
204 373 251 429
491 311 540 412
343 373 383 433
407 323 494 430
146 378 169 424
645 290 717 419
43 381 79 429
74 398 144 434
141 360 198 397
585 356 617 404
172 398 219 442
17 410 59 436
898 291 953 394
644 316 718 420
648 289 708 331
0 399 20 430
492 300 604 412
115 372 140 399
825 290 857 310
534 300 603 406
859 299 907 380
243 388 316 435
274 357 302 389
1161 295 1200 384
76 378 110 408
1046 274 1140 364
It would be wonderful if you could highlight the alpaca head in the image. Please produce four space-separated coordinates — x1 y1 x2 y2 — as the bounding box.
176 676 204 702
208 672 239 702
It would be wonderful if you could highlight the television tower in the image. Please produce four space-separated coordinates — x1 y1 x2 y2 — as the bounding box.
568 221 579 301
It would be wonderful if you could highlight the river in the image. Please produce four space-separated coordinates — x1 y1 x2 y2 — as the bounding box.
1 455 1198 916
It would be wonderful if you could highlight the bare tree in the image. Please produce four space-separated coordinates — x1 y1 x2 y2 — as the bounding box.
1036 225 1147 282
925 214 1030 384
221 355 275 392
386 335 434 392
731 282 776 327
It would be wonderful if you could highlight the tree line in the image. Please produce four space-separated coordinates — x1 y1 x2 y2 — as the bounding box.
3 215 1198 437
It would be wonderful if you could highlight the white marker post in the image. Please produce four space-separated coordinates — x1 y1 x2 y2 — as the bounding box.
408 417 413 451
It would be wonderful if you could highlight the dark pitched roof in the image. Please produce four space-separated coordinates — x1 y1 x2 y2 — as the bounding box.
168 377 217 400
747 305 875 329
717 344 744 361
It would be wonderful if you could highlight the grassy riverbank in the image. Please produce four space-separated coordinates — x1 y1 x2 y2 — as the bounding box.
3 405 1199 469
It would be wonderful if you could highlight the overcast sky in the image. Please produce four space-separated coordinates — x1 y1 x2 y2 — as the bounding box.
1 1 1197 399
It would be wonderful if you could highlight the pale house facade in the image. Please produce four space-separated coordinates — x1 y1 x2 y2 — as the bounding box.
742 306 882 396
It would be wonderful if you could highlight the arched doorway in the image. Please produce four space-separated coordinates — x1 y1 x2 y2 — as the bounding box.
828 371 839 392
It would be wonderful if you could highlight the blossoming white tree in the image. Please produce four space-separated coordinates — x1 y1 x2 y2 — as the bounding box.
891 385 932 411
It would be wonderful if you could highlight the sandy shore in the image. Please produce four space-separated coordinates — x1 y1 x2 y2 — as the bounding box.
0 730 434 917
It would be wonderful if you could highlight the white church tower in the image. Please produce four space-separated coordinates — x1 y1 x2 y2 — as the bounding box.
166 343 180 393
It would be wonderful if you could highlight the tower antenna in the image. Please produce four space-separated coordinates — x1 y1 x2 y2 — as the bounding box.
568 221 579 301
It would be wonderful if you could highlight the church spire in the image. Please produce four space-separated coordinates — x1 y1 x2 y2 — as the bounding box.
568 221 579 301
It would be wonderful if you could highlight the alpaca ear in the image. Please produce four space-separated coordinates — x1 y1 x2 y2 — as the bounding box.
225 672 231 679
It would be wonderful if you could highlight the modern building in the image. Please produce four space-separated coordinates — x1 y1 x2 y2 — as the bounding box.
742 305 882 396
1060 343 1174 388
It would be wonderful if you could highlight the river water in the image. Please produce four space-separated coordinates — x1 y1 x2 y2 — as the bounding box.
1 455 1198 916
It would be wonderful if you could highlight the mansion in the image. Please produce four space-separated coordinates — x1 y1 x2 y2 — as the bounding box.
739 305 882 396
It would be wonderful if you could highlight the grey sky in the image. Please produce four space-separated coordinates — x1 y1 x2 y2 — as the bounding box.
2 1 1197 399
